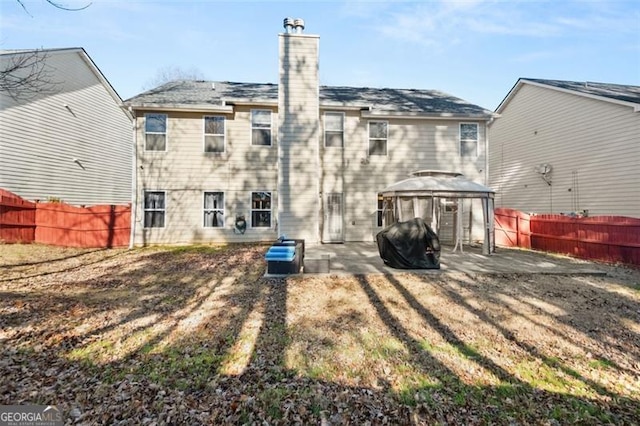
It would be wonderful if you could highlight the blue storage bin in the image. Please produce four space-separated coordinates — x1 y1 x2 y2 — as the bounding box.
265 246 296 262
266 239 304 274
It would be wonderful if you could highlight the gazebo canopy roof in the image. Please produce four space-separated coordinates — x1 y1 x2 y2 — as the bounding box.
380 170 495 198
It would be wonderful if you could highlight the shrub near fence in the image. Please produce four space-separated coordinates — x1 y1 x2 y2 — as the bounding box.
0 189 131 248
495 208 640 266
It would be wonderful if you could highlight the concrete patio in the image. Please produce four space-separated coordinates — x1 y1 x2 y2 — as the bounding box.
303 242 606 275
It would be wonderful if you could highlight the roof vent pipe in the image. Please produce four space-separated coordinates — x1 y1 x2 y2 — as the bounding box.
293 18 305 33
283 17 295 33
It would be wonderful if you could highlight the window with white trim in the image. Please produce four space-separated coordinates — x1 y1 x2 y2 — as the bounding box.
203 192 224 227
251 110 272 146
251 191 272 228
324 112 344 147
368 121 388 156
460 123 478 158
204 116 225 153
144 113 167 151
144 191 165 228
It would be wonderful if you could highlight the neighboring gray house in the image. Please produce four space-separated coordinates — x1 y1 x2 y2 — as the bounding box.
0 48 132 205
489 78 640 218
125 21 495 246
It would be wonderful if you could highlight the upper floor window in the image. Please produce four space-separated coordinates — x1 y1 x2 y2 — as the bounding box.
204 116 225 153
144 113 167 151
251 110 272 146
144 191 165 228
460 123 478 157
251 191 272 228
324 112 344 147
203 191 224 227
368 121 388 156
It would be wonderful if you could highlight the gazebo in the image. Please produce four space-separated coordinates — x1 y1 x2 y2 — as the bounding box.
379 170 496 254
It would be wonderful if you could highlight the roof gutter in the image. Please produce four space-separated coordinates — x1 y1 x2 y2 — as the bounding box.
223 100 278 107
319 104 372 111
125 103 234 113
360 110 495 121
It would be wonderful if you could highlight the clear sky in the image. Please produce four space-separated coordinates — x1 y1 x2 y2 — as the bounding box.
1 0 638 110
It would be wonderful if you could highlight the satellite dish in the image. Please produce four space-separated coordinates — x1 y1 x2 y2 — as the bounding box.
536 163 552 174
535 163 553 185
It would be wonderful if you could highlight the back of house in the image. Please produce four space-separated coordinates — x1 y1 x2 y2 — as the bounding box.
125 19 495 246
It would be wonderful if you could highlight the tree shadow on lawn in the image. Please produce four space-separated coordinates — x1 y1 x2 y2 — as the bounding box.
424 272 640 374
1 246 638 424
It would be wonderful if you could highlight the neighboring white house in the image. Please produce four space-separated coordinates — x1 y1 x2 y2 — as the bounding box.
489 78 640 218
124 20 495 246
0 48 132 206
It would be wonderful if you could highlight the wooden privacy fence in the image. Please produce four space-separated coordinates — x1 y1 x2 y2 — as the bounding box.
0 189 130 248
495 207 640 266
0 189 36 243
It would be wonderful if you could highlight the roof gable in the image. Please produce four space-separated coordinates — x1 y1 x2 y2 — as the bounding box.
1 48 129 117
496 78 640 113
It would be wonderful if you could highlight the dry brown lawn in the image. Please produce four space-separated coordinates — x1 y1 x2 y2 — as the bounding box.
1 243 639 425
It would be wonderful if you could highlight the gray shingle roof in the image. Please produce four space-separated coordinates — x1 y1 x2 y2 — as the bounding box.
125 80 493 117
320 85 492 115
524 78 640 105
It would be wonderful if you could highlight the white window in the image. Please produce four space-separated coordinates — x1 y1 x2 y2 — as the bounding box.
368 121 388 156
460 123 478 158
251 110 272 146
324 112 344 147
144 191 165 228
251 191 272 228
144 113 167 151
204 116 225 153
203 192 224 227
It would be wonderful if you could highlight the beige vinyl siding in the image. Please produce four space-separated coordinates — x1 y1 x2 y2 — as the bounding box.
0 50 131 205
133 107 279 245
134 105 490 245
489 83 640 217
277 33 320 243
320 112 488 242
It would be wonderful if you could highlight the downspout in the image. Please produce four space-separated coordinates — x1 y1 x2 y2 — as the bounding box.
485 116 496 254
128 107 137 249
485 116 495 186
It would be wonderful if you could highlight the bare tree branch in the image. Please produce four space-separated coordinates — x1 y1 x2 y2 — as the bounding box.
143 66 206 91
3 1 92 100
15 0 92 16
44 0 92 11
15 0 33 17
0 50 58 101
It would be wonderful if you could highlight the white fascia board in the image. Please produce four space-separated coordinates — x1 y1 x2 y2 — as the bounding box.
494 79 524 114
223 99 278 107
521 79 640 111
361 110 494 121
320 103 372 111
126 103 234 113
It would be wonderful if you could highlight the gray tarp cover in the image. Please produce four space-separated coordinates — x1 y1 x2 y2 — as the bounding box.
376 218 441 269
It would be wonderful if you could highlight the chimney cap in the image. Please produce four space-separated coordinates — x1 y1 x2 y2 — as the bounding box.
283 17 295 33
294 18 305 33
